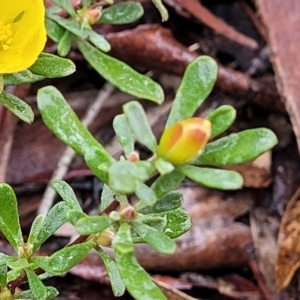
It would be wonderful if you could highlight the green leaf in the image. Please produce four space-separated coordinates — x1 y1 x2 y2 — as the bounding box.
29 53 75 78
25 268 48 300
47 15 89 39
99 2 144 24
34 242 94 275
207 105 236 138
45 18 65 43
154 158 174 175
151 170 184 198
154 208 191 238
115 252 166 300
67 209 87 225
0 264 7 288
151 0 169 21
33 202 69 252
51 0 77 17
15 286 59 300
7 258 29 271
57 30 73 57
132 221 176 253
166 56 218 127
112 223 133 254
177 166 243 190
108 161 156 193
113 114 134 158
88 31 111 52
7 268 20 282
100 184 115 212
195 128 278 166
139 192 183 214
123 101 158 152
131 215 166 242
96 246 125 297
113 223 166 299
3 70 45 85
0 184 23 252
77 40 164 103
0 91 34 124
27 214 46 246
53 180 82 211
135 183 157 210
74 215 112 235
37 86 113 182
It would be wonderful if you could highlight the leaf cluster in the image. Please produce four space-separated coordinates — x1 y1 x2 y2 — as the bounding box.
0 1 278 300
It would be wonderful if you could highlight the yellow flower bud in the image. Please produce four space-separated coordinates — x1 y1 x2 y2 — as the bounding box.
157 117 211 165
0 0 47 73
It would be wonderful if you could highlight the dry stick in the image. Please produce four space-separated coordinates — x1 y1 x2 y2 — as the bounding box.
37 82 115 215
165 0 258 50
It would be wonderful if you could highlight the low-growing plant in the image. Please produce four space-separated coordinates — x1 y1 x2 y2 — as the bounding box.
0 1 278 299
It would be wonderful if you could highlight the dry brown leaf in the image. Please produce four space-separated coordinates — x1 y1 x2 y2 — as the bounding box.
225 151 272 188
275 186 300 291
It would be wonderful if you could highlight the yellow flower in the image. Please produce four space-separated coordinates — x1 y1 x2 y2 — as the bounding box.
0 0 47 74
157 117 211 165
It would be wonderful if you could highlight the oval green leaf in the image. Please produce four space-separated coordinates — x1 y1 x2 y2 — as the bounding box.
100 184 115 212
151 170 184 198
3 70 45 85
67 210 87 225
113 114 134 158
45 18 65 43
38 242 94 275
123 101 158 152
108 161 156 193
88 31 111 52
115 251 166 300
33 202 69 252
0 91 34 124
113 223 133 255
37 86 113 182
0 184 23 252
99 2 144 24
29 53 75 78
131 221 176 254
207 105 236 138
57 30 73 57
195 128 278 166
77 40 164 103
96 246 125 297
166 56 218 127
177 165 243 190
51 0 77 17
53 180 82 211
139 192 183 214
25 268 48 300
75 215 112 235
153 208 191 238
135 183 157 210
27 214 46 246
154 157 174 175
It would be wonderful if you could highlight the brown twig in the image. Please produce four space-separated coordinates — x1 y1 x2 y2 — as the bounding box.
164 0 259 49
